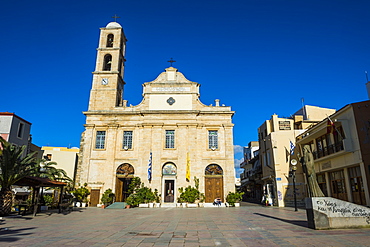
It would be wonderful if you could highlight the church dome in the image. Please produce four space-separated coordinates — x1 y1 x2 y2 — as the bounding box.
106 22 122 29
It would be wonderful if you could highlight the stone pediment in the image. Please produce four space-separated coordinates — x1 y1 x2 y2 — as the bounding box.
144 67 197 85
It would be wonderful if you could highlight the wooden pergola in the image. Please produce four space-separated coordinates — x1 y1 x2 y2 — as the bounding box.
14 176 67 216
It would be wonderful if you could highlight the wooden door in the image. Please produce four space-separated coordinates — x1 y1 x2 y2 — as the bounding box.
205 176 223 203
115 177 132 202
90 189 100 207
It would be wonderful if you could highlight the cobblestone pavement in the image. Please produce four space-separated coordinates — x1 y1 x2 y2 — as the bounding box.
0 204 369 247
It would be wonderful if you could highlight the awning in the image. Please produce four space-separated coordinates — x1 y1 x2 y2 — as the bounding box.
14 176 67 187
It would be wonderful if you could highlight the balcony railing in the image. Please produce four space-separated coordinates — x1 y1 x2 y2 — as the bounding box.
312 141 344 160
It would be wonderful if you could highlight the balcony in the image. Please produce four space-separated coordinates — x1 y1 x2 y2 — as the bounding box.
312 141 344 160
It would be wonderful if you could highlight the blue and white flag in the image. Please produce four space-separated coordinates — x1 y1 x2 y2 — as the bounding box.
290 141 295 155
148 151 152 181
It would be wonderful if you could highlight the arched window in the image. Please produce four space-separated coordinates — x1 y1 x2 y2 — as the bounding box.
103 54 112 71
116 163 134 177
106 34 114 47
205 164 223 175
162 163 177 175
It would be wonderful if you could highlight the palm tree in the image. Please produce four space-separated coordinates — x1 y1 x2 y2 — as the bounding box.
35 159 72 183
0 137 38 215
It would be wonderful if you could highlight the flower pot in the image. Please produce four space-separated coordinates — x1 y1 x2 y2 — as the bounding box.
155 203 161 208
148 203 154 208
101 205 105 209
235 203 240 207
187 203 198 208
176 203 182 207
125 205 131 209
76 202 81 207
139 203 149 208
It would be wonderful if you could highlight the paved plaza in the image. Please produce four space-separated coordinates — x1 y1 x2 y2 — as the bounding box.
0 204 370 247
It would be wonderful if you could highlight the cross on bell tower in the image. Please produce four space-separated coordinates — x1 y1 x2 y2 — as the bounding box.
112 14 120 22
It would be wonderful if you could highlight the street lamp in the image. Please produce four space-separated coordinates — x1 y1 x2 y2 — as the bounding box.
290 159 298 211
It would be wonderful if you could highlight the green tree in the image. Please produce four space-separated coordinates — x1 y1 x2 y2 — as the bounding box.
101 188 115 206
0 137 39 215
125 177 156 206
35 159 72 182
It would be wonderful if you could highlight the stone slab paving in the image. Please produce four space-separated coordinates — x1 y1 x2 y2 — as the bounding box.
0 205 369 247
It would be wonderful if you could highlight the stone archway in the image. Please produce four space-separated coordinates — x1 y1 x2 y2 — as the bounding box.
115 163 134 202
204 164 224 203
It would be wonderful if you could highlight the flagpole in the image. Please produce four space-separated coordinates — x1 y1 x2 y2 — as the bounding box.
326 115 344 140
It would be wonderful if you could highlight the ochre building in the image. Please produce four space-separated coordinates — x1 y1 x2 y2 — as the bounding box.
76 22 235 207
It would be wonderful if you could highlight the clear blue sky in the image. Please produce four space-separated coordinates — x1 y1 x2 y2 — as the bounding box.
1 1 370 174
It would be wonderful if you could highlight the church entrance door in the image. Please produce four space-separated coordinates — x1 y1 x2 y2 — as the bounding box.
204 164 224 203
115 177 132 202
164 180 175 203
162 163 177 204
205 176 223 203
115 163 135 202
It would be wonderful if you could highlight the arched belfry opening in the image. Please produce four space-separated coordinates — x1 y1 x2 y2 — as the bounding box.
204 164 224 203
115 163 134 202
162 162 177 203
106 34 114 47
103 54 112 71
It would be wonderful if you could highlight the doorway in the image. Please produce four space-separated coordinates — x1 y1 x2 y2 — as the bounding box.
90 189 100 207
205 177 224 203
162 163 177 203
204 164 224 203
115 163 134 202
164 180 175 203
115 177 132 202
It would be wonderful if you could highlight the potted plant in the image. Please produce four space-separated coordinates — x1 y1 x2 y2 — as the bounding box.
72 183 90 207
226 191 244 207
125 178 155 208
41 195 53 211
178 177 203 208
101 188 115 208
154 189 161 207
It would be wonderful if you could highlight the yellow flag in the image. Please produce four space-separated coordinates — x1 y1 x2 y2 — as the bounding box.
186 152 190 181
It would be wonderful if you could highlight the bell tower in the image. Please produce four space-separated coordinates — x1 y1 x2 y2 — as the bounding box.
88 21 127 111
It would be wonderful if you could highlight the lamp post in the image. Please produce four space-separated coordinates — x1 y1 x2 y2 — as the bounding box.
291 159 298 211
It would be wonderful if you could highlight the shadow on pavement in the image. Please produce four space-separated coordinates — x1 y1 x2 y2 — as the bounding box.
254 212 308 228
0 227 36 242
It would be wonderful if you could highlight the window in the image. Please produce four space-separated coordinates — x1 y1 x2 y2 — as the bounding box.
95 131 106 149
208 130 218 149
17 123 24 138
123 131 133 150
103 54 112 71
329 170 347 201
165 130 175 149
106 34 114 47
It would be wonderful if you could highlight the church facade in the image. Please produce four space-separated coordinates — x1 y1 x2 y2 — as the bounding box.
76 22 235 206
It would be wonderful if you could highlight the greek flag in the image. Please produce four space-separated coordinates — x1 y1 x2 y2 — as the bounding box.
148 151 152 181
290 141 295 155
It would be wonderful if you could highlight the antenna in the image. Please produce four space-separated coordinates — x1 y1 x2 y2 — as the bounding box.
365 71 369 82
301 98 306 120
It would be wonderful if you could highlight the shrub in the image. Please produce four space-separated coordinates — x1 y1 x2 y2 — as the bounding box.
101 188 115 206
125 177 156 207
226 191 244 207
